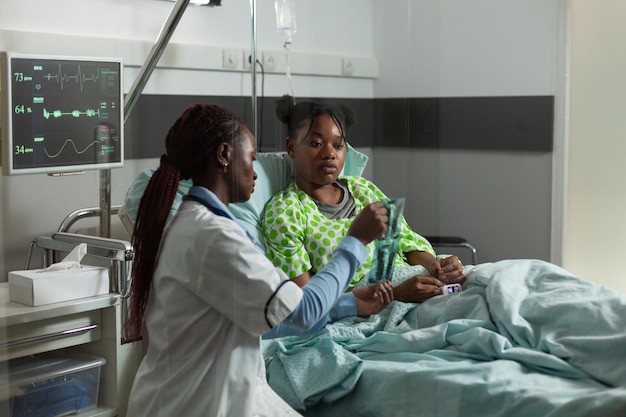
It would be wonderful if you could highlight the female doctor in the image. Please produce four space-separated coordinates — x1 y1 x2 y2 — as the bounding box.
124 104 392 417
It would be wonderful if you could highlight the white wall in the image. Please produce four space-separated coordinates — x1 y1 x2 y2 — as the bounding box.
373 0 559 98
565 1 626 293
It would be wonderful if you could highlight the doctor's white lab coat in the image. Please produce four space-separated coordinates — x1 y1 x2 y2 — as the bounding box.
126 200 304 417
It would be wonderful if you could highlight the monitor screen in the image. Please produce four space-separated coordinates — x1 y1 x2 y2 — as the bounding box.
1 52 123 175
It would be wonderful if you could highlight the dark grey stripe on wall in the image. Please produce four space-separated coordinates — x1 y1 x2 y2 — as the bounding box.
124 95 254 160
374 96 554 151
123 95 554 159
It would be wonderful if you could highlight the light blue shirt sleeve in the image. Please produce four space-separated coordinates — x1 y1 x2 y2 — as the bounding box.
263 236 366 339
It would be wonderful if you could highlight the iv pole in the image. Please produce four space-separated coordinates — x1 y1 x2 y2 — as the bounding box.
99 0 257 237
99 0 193 237
250 0 258 139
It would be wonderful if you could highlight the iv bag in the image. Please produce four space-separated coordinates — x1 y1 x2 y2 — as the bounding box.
275 0 297 44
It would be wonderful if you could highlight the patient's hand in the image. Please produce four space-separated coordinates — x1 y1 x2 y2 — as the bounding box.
429 255 466 285
392 275 444 303
353 281 394 317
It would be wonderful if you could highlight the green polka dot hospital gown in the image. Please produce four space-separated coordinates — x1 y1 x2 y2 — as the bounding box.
262 176 435 288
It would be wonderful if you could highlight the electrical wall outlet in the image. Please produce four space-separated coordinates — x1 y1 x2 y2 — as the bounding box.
341 58 354 76
222 49 240 69
262 51 277 71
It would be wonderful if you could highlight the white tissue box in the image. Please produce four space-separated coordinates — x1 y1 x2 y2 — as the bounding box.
8 266 109 306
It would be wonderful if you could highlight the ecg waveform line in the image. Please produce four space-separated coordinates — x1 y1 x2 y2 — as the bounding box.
43 64 100 91
43 108 100 119
43 138 103 159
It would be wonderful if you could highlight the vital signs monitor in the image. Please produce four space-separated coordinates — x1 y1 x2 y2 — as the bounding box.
1 52 123 175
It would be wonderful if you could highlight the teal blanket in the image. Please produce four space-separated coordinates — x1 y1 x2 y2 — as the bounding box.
262 259 626 416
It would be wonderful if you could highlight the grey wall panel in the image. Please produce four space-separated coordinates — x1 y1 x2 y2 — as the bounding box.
374 96 554 151
123 95 554 159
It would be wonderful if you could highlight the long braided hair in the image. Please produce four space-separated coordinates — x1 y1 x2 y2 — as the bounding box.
275 95 357 141
124 104 245 340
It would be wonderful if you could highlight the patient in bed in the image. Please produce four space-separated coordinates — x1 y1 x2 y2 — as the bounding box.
261 96 466 303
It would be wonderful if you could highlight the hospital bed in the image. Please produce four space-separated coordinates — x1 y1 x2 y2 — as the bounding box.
122 147 626 417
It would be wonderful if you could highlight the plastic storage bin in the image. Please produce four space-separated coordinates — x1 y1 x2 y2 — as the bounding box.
0 350 106 417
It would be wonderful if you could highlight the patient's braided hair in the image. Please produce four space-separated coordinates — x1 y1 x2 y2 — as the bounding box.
275 95 356 142
125 104 245 340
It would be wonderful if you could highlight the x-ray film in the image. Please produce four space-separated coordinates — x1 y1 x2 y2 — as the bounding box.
367 197 405 284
